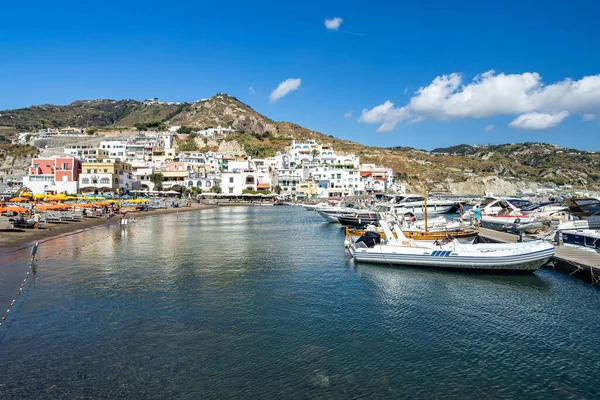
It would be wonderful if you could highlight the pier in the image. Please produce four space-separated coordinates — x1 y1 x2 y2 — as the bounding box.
479 228 600 282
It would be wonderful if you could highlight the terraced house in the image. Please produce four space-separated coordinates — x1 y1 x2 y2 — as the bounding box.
78 159 138 194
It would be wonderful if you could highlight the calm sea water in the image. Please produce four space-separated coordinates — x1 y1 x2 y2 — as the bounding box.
1 206 599 398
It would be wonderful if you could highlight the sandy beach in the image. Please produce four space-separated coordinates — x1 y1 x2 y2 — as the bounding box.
0 203 217 252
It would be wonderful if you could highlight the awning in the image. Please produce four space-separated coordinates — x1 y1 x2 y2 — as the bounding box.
257 183 271 189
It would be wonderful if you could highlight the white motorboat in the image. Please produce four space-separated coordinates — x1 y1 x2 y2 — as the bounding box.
393 194 457 215
315 203 361 223
463 196 532 219
302 202 329 211
345 220 555 271
556 212 600 231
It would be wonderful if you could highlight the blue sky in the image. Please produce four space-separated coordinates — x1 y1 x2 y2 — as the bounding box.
1 0 599 150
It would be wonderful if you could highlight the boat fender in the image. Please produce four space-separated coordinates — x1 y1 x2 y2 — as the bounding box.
344 239 351 248
514 218 521 224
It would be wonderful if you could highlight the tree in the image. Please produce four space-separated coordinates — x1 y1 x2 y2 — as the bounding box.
177 126 193 134
171 185 186 194
210 184 222 194
149 172 164 191
87 126 98 135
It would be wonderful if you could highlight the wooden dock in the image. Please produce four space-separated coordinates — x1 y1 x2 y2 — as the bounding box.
478 228 600 282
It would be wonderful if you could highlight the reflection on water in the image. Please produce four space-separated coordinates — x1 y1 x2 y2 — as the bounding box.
0 206 599 398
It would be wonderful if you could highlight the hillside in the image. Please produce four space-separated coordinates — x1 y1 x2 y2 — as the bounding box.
0 94 599 194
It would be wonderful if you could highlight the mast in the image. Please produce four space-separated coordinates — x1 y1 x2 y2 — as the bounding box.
423 184 428 234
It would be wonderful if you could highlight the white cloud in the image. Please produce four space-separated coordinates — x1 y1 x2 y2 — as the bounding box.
359 70 600 132
403 87 408 94
583 113 596 121
344 111 352 118
249 86 255 95
269 78 301 103
509 111 569 130
325 17 343 30
484 124 494 132
358 100 410 132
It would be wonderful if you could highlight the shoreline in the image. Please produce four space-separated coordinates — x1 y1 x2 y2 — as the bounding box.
0 203 217 253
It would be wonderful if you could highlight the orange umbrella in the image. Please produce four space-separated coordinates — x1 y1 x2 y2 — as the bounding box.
52 203 73 210
0 206 28 213
94 202 111 207
75 203 93 208
9 197 30 202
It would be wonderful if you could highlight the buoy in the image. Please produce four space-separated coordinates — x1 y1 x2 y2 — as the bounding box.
1 317 5 321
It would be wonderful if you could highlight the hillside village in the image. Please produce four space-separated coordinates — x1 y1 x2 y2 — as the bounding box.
0 93 599 197
5 128 396 200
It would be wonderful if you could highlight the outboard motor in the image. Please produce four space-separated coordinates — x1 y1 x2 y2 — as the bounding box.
355 231 381 248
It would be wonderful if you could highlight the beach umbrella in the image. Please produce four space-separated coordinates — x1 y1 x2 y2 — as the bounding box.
0 206 28 213
75 203 93 208
52 203 72 210
33 193 45 199
94 201 111 207
21 192 33 198
9 197 30 202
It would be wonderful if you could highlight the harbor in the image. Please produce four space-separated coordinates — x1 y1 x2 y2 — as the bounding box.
1 206 600 398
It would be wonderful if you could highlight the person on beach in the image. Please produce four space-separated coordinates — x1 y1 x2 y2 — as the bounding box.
458 202 464 217
33 212 40 229
473 205 481 230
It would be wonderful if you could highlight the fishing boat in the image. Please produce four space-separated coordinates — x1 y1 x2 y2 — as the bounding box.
347 226 478 241
345 221 555 271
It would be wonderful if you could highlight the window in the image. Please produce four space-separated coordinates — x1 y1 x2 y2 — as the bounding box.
87 169 91 174
100 177 110 184
228 188 233 194
81 178 90 184
206 181 211 187
229 177 234 183
104 169 108 173
62 163 68 170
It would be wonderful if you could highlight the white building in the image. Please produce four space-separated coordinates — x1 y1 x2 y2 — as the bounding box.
99 141 127 159
221 170 272 195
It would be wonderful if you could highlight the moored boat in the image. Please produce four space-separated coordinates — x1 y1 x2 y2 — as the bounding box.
345 221 555 271
348 227 478 241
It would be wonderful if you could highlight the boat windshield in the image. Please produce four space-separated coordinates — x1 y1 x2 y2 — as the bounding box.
507 199 532 209
521 201 562 211
479 198 497 207
399 196 424 203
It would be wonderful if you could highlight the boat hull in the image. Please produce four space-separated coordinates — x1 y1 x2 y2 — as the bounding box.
348 242 555 271
316 210 342 223
396 203 455 215
561 230 600 251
